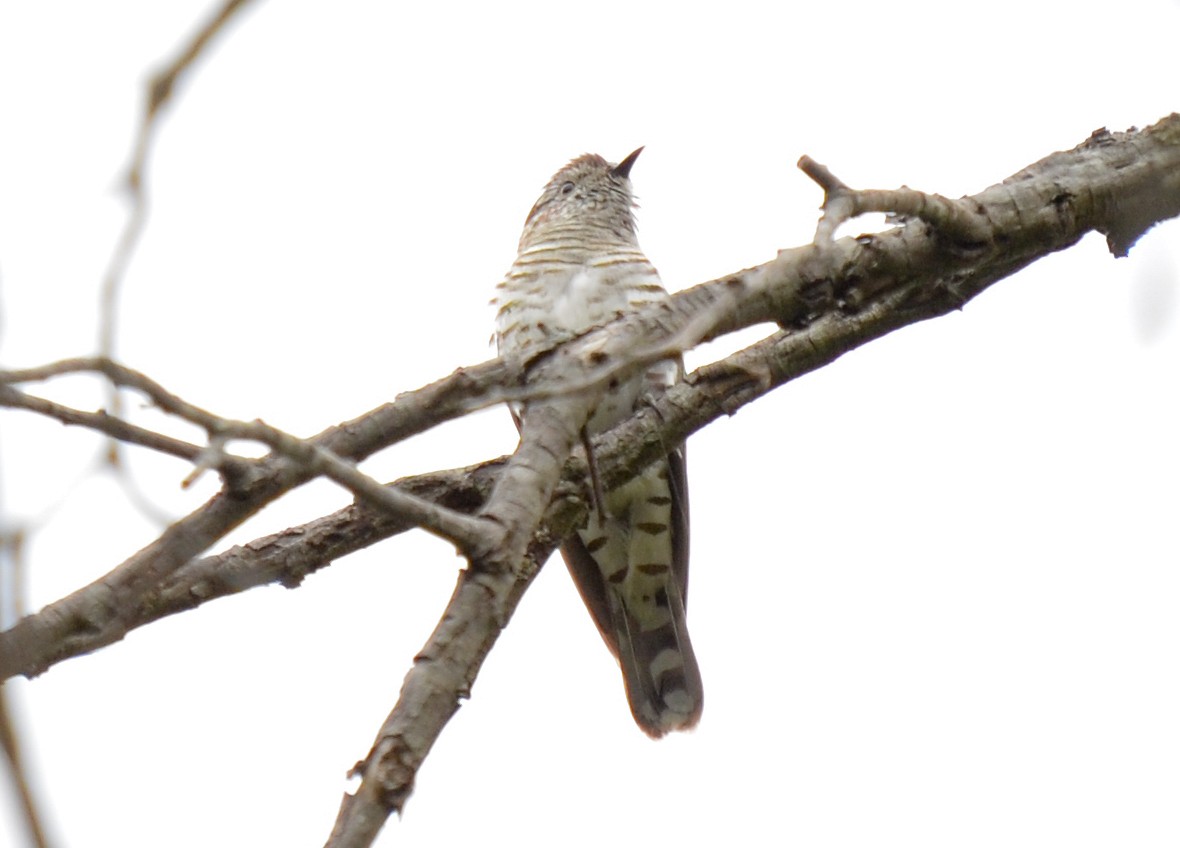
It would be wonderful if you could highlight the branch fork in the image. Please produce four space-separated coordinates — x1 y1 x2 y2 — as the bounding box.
799 154 994 245
1 113 1178 848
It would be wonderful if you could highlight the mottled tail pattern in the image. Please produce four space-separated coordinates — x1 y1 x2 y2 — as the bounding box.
610 576 703 736
561 449 702 737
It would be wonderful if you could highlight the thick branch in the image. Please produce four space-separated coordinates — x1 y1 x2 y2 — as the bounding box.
3 116 1178 689
324 115 1180 844
1 117 1178 845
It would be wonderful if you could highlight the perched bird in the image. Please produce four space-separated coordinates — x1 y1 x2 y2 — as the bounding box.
493 149 703 737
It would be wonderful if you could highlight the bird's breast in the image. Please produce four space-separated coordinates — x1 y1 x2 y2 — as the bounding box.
551 264 621 331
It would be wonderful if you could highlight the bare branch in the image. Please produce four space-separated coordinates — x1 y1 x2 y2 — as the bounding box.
101 0 260 358
0 295 845 683
800 154 993 244
2 357 494 553
4 357 264 435
4 116 1179 690
1 116 1178 846
0 383 209 466
326 115 1180 844
206 417 494 554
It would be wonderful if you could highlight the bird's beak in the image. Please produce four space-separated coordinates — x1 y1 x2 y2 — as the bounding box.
611 146 644 179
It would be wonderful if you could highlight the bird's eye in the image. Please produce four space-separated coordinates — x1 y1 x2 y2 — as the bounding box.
560 181 575 195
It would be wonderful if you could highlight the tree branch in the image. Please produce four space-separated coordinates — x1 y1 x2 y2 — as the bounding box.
0 115 1177 846
3 115 1177 686
95 0 260 528
1 358 495 556
101 0 260 360
0 383 211 467
325 114 1180 845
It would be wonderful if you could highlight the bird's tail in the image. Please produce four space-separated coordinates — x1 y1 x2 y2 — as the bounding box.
611 582 703 738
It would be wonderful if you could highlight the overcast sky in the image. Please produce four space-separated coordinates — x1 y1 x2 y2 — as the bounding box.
2 2 1179 846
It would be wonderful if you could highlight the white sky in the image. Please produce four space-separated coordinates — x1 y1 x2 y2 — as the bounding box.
2 1 1179 846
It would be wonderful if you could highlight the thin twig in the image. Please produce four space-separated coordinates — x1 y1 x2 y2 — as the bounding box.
96 0 259 511
0 686 52 848
0 384 210 465
101 0 259 359
209 418 495 554
2 358 493 553
0 518 51 848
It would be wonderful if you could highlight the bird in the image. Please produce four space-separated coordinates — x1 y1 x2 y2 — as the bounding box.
493 148 703 737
